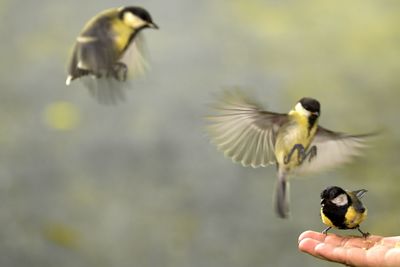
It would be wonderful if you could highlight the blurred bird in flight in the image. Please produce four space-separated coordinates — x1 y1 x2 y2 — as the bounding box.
66 6 158 104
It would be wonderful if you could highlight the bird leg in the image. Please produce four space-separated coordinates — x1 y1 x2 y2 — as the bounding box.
357 226 370 238
111 62 128 81
300 145 317 164
284 144 317 164
284 144 304 164
322 227 331 235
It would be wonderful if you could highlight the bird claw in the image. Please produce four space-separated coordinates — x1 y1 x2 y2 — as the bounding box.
284 144 305 164
322 227 331 235
357 227 370 238
308 146 317 162
284 144 317 165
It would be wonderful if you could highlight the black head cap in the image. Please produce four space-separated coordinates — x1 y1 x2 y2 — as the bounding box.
299 97 320 115
119 6 158 28
320 186 346 200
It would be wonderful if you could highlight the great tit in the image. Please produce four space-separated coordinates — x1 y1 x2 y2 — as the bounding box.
320 186 369 237
206 89 371 218
66 6 158 104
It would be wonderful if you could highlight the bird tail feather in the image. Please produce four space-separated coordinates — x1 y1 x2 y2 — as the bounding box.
274 172 290 219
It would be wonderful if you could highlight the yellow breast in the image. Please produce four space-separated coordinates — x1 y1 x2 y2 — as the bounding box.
344 206 367 229
111 20 135 54
275 111 316 169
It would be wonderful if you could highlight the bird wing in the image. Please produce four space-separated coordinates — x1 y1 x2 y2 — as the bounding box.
120 32 150 79
294 126 370 175
206 90 288 168
353 189 368 199
348 190 367 213
75 18 117 74
66 14 117 84
66 42 80 83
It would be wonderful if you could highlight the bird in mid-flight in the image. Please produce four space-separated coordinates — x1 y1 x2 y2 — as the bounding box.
206 89 372 218
66 6 158 104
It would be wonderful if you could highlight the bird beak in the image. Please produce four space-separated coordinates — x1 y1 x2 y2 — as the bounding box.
312 112 319 116
148 22 159 29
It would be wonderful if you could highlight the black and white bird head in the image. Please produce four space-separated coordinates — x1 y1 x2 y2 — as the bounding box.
295 97 321 118
320 186 349 207
119 6 159 30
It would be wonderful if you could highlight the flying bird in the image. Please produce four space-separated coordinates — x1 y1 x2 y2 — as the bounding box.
66 6 158 104
206 89 372 218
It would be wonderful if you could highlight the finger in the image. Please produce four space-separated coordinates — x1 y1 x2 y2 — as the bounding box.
379 237 400 248
381 237 400 243
357 245 390 267
324 235 377 249
385 248 400 266
298 231 363 247
298 238 327 260
297 231 367 248
315 243 368 266
298 230 327 243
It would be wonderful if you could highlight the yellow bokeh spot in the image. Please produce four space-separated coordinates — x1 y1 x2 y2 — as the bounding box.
43 223 80 249
44 101 80 130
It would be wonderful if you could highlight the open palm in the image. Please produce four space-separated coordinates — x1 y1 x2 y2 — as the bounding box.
298 230 400 267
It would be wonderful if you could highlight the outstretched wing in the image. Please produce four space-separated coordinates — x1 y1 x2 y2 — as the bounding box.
206 89 288 168
295 126 372 175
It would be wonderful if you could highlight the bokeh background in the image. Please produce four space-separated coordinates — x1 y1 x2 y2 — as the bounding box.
1 0 399 266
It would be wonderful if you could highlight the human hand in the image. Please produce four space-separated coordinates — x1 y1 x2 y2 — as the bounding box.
298 230 400 267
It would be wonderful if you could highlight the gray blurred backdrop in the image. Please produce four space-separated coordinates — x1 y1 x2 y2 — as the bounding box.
1 0 399 266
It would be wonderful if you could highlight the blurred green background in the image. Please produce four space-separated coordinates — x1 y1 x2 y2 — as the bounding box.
1 0 399 266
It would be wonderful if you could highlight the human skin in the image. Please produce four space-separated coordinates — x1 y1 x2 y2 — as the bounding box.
298 230 400 267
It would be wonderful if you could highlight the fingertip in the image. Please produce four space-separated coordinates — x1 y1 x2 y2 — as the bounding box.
299 238 329 261
298 230 326 243
298 230 314 242
298 237 321 253
314 242 343 262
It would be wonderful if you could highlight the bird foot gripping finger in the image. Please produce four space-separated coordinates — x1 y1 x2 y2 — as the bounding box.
112 62 128 81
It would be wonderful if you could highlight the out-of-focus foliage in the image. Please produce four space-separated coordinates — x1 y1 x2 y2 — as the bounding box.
0 0 399 267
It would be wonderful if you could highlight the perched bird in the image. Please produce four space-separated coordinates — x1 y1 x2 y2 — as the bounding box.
206 89 371 218
66 6 158 104
320 186 369 237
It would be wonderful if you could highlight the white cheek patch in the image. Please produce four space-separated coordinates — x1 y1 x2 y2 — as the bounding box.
123 12 146 29
295 102 311 117
331 193 348 206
